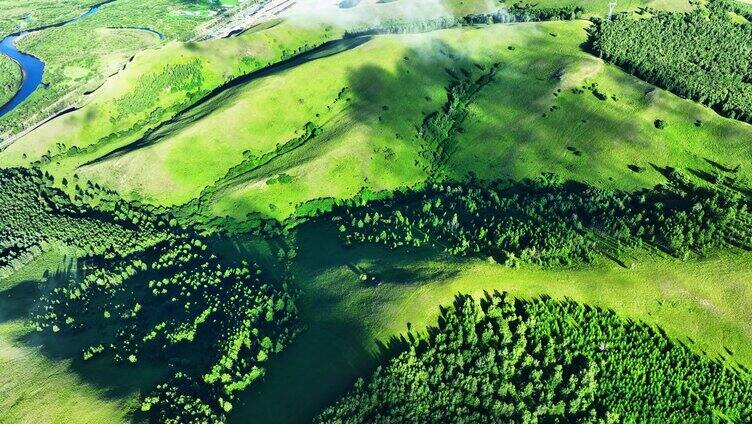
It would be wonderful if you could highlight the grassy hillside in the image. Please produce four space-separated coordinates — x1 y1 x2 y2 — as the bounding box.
81 31 449 217
12 19 749 223
0 20 337 161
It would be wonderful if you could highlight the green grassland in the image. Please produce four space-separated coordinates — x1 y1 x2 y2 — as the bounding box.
0 55 21 108
0 20 338 170
12 19 750 223
81 31 449 216
9 24 162 119
446 32 752 190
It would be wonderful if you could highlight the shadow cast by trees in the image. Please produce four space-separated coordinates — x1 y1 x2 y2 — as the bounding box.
0 260 163 422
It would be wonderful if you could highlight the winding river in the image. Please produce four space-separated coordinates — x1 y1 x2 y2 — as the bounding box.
0 2 111 119
0 34 44 118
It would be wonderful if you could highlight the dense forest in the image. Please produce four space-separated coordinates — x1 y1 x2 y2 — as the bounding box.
317 292 752 423
335 171 752 267
0 168 299 423
589 0 752 122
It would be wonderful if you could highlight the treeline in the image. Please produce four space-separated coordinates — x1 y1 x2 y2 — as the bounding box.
344 3 585 37
0 167 168 278
589 0 752 123
317 292 752 423
334 171 752 267
0 168 299 422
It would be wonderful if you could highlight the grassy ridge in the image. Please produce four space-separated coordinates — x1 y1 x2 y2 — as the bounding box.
0 20 338 169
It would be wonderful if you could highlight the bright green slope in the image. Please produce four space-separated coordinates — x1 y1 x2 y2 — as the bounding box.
14 19 749 222
446 30 752 189
0 19 338 164
0 250 140 424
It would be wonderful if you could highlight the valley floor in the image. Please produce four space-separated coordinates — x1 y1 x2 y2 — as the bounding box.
3 225 751 423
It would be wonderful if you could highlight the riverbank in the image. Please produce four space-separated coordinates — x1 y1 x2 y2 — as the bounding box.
0 54 22 109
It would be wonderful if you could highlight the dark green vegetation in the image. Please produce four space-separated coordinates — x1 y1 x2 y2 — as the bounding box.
1 168 299 423
318 292 752 423
590 0 752 122
337 170 752 267
0 167 164 279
